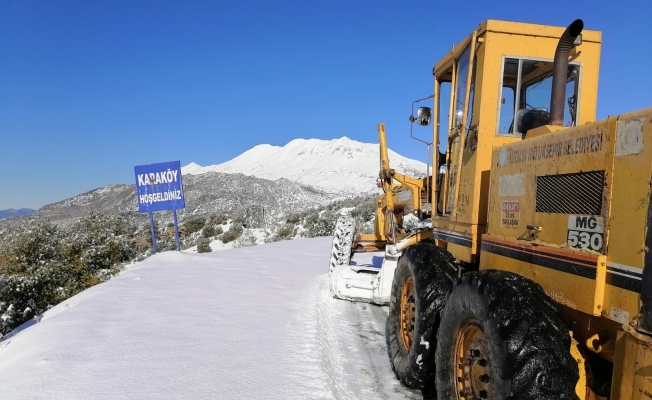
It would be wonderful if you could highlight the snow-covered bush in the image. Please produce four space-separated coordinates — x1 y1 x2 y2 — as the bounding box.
307 210 337 238
221 222 243 243
239 206 265 228
201 225 216 238
156 233 180 252
233 229 257 248
0 213 140 337
350 197 376 221
184 217 206 234
0 221 67 336
261 194 377 242
208 214 228 225
61 212 136 288
196 239 212 253
278 224 294 236
304 213 318 228
286 213 301 224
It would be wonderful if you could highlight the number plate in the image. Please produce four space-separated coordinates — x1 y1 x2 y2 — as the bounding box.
567 215 604 252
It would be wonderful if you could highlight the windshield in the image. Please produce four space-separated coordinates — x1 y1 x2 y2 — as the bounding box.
498 57 580 134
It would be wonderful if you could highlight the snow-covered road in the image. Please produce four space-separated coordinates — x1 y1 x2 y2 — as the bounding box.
0 237 421 399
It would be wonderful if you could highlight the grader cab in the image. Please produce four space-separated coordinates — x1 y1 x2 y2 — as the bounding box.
329 18 652 399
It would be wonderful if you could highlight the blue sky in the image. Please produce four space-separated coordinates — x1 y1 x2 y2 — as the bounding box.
1 0 650 209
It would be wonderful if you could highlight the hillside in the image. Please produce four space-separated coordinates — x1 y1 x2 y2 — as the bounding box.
29 172 341 226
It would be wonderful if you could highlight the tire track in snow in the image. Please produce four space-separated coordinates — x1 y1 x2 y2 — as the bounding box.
285 275 352 399
341 300 423 400
286 272 422 400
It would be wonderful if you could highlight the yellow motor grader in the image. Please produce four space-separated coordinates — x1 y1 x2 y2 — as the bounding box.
328 18 652 399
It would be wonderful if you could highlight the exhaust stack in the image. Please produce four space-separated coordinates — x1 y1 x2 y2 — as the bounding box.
550 19 583 126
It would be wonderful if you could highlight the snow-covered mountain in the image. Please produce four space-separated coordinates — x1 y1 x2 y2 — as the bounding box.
182 137 428 196
3 137 427 228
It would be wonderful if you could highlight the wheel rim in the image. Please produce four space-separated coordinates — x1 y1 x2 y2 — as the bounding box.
399 276 416 352
454 319 493 399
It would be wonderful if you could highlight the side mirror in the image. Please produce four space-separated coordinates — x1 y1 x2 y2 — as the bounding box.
416 107 432 126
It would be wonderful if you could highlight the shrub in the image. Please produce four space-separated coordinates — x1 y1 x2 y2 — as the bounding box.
350 197 376 221
307 215 337 238
221 222 244 244
208 214 228 225
265 223 295 243
233 230 257 248
202 225 216 238
197 239 212 253
0 213 139 337
0 222 65 336
156 234 180 252
239 207 265 229
59 212 136 288
304 214 318 227
286 213 301 224
184 217 206 234
276 224 294 240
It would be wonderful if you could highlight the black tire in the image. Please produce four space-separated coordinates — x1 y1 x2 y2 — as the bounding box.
435 270 579 400
388 242 457 392
328 216 355 273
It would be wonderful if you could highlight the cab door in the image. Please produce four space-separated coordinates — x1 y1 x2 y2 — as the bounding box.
440 41 477 218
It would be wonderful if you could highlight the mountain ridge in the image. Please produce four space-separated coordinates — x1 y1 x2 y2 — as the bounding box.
0 208 36 220
181 136 429 196
27 172 342 226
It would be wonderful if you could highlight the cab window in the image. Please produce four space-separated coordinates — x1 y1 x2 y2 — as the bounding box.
498 57 580 135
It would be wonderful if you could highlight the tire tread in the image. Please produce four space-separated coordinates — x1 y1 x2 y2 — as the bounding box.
436 270 579 400
388 242 457 392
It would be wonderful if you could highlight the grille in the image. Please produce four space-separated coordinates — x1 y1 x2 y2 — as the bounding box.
536 171 604 215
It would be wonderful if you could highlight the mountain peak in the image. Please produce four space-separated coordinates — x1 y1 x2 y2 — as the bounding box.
180 162 203 175
182 137 426 196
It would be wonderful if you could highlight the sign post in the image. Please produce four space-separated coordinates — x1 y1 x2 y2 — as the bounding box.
149 212 158 254
173 209 180 251
134 161 186 253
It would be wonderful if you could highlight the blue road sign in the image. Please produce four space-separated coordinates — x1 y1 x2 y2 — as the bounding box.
134 161 186 213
